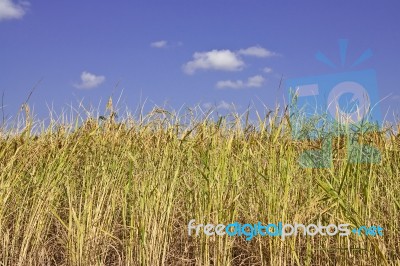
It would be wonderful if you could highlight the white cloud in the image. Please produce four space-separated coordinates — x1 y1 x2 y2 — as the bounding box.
183 46 279 74
216 75 265 89
202 100 234 110
0 0 29 21
238 46 277 58
263 67 273 73
74 71 105 89
216 80 244 89
150 40 183 48
217 100 233 110
150 40 167 48
183 49 244 74
247 75 265 87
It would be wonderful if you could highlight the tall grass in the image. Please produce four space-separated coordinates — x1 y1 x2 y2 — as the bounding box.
0 101 399 265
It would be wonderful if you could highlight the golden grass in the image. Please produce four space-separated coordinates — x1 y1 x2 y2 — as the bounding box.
0 102 399 265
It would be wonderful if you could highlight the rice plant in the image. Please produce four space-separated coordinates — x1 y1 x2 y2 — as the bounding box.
0 99 398 265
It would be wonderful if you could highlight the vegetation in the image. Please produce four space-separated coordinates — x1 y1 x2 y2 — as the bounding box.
0 100 399 265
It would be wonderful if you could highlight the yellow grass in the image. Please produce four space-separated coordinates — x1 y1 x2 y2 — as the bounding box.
0 102 399 265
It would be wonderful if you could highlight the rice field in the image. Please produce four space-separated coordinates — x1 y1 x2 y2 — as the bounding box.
0 100 399 265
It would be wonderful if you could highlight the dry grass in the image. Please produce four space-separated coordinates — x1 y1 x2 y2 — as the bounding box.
0 101 399 265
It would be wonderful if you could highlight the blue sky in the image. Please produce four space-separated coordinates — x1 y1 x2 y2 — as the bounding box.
1 0 400 122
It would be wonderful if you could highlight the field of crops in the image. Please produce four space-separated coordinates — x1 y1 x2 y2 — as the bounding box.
0 102 399 265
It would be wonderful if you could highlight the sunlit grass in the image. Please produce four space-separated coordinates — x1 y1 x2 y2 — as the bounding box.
0 100 399 265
